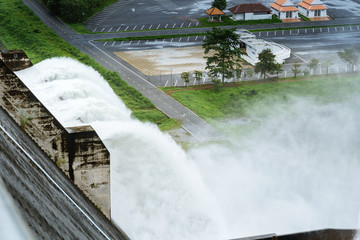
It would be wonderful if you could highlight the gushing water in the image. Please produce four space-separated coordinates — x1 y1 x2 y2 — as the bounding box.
16 58 360 239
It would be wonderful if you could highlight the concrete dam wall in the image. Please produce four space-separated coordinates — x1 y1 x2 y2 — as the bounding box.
0 50 111 218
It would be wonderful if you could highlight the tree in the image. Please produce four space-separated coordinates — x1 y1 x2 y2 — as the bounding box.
292 60 302 78
212 0 227 11
254 49 277 80
181 72 190 86
307 58 319 74
245 68 254 80
321 59 333 75
194 71 203 85
203 27 243 84
337 48 359 71
274 63 283 78
234 67 242 82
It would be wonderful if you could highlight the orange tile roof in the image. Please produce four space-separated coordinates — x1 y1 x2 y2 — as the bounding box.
298 1 327 10
274 0 288 6
270 2 299 12
205 7 225 16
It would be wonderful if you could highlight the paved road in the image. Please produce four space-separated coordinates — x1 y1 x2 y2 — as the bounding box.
24 0 224 141
0 108 129 239
22 0 360 141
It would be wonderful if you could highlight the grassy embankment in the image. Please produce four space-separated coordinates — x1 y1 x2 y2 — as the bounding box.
162 75 360 133
0 0 180 131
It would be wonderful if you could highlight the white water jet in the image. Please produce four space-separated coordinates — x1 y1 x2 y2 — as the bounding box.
16 57 360 240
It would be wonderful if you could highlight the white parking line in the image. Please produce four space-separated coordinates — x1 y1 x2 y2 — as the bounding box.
196 22 199 27
112 41 115 46
171 38 173 42
335 27 337 31
187 37 190 41
188 23 191 27
358 26 359 31
195 36 198 41
259 32 261 36
320 28 322 32
164 80 169 87
141 25 145 30
93 28 97 32
350 26 352 31
133 26 137 30
328 27 330 32
108 27 113 32
125 26 129 31
203 36 206 40
313 28 314 32
146 40 148 43
117 26 121 31
343 26 345 31
137 40 140 45
121 41 124 45
274 31 276 36
103 41 107 46
165 23 168 28
157 24 160 29
172 23 176 28
298 29 299 34
305 29 307 34
179 37 182 42
163 39 165 42
129 41 132 45
154 39 157 42
149 25 153 29
174 80 178 86
101 28 105 32
267 31 269 36
290 30 291 34
282 30 284 35
180 23 184 28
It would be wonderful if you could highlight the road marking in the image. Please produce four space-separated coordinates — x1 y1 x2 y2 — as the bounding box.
121 41 124 45
259 32 261 37
196 22 199 27
133 26 137 30
290 30 292 35
141 25 145 30
0 125 112 240
163 39 165 42
154 39 157 42
175 80 178 86
350 26 352 31
282 30 284 35
320 28 322 32
328 27 330 32
165 23 168 28
117 26 121 31
101 28 105 32
137 40 140 45
179 37 182 42
188 23 191 27
157 24 160 29
305 29 307 34
103 41 107 46
267 31 269 36
274 31 276 36
171 38 173 42
343 26 345 31
195 36 198 41
112 42 115 46
146 40 148 43
108 27 113 32
149 25 153 29
298 29 299 34
313 28 314 32
203 36 206 40
187 37 190 42
358 26 359 31
125 26 129 31
180 23 184 28
92 28 97 32
129 41 132 45
172 23 176 28
335 27 337 31
164 80 168 87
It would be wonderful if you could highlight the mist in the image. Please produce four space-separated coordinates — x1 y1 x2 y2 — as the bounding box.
16 57 360 239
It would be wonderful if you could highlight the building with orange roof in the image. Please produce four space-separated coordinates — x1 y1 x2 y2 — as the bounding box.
205 7 226 21
298 0 327 18
270 0 299 20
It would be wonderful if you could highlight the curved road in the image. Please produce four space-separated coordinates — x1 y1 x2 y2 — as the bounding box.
22 0 360 141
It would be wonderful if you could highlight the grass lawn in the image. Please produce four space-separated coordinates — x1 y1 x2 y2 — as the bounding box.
163 75 360 121
0 0 179 131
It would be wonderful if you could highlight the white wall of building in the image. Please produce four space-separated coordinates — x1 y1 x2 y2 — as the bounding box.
298 7 327 17
232 12 272 21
